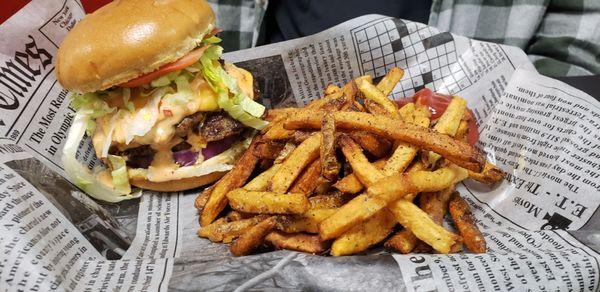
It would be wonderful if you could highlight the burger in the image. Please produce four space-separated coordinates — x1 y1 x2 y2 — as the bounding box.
56 0 267 202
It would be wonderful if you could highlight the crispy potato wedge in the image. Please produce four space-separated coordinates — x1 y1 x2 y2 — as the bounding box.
283 111 485 172
270 133 322 193
264 108 296 122
449 192 486 253
200 138 260 226
388 200 462 254
331 209 396 256
348 131 392 158
230 216 278 256
227 189 310 214
266 231 329 254
290 159 322 195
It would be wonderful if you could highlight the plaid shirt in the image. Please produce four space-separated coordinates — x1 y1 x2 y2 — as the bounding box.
429 0 600 77
213 0 599 77
207 0 267 52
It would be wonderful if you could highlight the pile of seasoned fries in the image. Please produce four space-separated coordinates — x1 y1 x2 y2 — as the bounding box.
195 67 504 256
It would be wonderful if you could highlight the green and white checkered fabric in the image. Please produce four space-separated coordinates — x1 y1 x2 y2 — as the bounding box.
207 0 267 52
429 0 600 77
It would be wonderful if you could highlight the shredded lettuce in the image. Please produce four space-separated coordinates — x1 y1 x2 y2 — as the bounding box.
100 110 122 158
108 155 132 194
124 87 166 143
70 92 115 134
200 45 267 129
62 112 141 202
122 88 135 112
202 36 222 44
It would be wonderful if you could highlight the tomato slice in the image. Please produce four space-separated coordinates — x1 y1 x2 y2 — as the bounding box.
402 88 480 145
120 45 209 88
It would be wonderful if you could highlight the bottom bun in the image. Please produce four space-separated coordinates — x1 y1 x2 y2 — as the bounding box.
130 171 226 192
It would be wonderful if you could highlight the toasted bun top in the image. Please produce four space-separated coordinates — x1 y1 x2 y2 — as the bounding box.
56 0 215 93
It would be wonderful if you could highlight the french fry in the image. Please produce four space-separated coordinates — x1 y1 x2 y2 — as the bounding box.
320 166 468 240
338 134 384 187
309 192 347 209
264 108 296 122
293 130 313 144
226 210 252 222
388 199 462 254
253 140 285 160
385 229 419 254
321 112 340 180
324 84 341 95
289 159 322 195
230 216 278 256
348 131 392 158
270 133 322 193
386 186 454 253
340 80 358 110
382 103 430 176
364 99 392 117
449 192 486 253
331 209 396 256
427 96 467 164
281 208 338 233
244 164 282 191
356 77 399 118
266 231 329 254
198 215 268 243
354 75 373 84
274 142 296 164
468 162 505 185
420 187 455 224
227 189 310 214
200 138 260 226
264 118 296 140
455 119 469 141
333 159 386 194
283 111 485 172
376 67 404 96
195 184 215 210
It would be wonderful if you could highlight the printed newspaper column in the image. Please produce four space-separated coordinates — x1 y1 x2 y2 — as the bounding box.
0 152 101 290
61 258 173 291
123 193 181 259
393 192 600 292
283 34 358 105
0 0 89 177
465 69 600 230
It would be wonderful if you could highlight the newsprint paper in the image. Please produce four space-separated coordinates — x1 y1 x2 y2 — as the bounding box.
1 0 599 291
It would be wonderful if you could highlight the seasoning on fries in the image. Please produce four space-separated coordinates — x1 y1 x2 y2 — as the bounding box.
196 67 504 256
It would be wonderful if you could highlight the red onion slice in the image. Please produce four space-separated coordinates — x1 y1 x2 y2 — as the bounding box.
173 150 199 166
201 136 238 160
